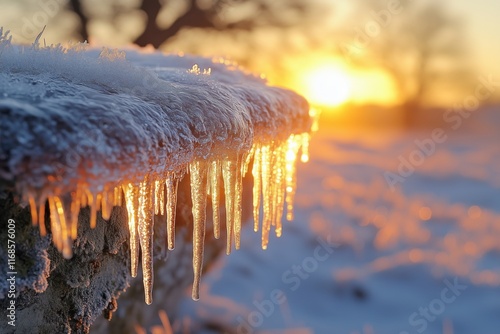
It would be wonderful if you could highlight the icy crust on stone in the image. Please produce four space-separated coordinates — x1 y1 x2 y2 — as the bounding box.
0 36 309 196
0 28 312 304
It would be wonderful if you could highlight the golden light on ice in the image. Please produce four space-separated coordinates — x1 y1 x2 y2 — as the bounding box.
25 132 311 304
302 65 351 107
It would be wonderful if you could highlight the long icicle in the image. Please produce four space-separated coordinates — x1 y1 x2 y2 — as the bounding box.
274 144 285 237
301 133 310 163
154 179 165 215
252 146 262 232
270 148 279 229
166 173 178 250
101 188 113 221
54 196 72 259
124 183 140 277
70 187 81 240
86 190 98 229
38 195 47 236
221 156 237 255
285 135 301 221
27 192 38 226
210 160 221 239
189 160 208 301
158 179 165 216
138 175 154 305
260 145 272 250
48 196 62 253
234 154 244 249
114 186 122 206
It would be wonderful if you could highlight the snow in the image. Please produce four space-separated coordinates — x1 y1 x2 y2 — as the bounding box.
176 107 500 334
0 28 311 305
0 30 309 196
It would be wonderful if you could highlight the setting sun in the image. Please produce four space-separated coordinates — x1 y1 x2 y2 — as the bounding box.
302 65 352 107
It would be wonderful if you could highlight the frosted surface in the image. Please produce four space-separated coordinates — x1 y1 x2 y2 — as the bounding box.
0 28 312 304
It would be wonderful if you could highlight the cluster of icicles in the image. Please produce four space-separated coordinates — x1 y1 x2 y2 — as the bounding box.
23 133 310 304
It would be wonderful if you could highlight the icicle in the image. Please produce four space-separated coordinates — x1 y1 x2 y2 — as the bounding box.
54 196 72 258
260 145 272 250
124 183 140 277
273 145 285 237
27 192 38 226
309 108 321 133
243 146 254 176
138 175 154 305
285 135 301 221
221 156 237 255
114 186 122 206
270 148 279 230
48 196 62 253
189 160 209 301
234 154 244 249
70 187 81 241
301 133 310 163
209 160 221 239
85 190 98 229
252 146 262 232
154 179 165 216
160 182 165 216
80 189 88 208
38 195 47 236
101 188 113 221
96 193 102 211
154 180 160 215
165 173 178 250
159 179 165 216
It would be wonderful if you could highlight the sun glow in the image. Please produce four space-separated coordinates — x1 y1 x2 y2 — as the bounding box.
302 64 352 107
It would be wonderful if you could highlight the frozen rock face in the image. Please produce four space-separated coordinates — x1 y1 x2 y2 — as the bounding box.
0 193 130 333
0 28 311 333
0 175 247 333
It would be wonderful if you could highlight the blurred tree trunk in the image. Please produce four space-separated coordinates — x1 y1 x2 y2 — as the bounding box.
70 0 89 42
402 46 431 127
134 0 213 48
347 1 471 128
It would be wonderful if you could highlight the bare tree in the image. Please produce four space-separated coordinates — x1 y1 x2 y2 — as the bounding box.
134 0 212 48
341 1 472 125
69 0 323 49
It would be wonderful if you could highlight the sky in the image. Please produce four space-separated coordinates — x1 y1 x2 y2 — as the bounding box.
0 0 500 106
444 0 500 78
333 0 500 79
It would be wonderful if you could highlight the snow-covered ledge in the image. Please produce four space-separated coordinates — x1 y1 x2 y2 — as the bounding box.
0 29 312 333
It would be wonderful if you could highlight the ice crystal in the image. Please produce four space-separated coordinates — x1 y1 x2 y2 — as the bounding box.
0 30 314 304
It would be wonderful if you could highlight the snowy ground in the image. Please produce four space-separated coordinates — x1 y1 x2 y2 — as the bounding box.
170 107 500 334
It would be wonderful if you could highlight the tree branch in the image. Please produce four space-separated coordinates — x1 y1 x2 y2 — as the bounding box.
134 0 214 48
